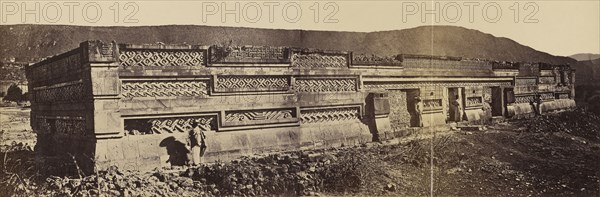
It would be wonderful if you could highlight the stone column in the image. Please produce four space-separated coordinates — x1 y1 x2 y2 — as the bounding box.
81 41 122 139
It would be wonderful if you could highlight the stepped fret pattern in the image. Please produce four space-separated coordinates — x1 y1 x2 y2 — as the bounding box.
224 109 294 122
292 54 347 68
35 83 84 103
119 50 204 67
294 78 357 92
215 76 289 92
300 107 359 123
121 81 208 98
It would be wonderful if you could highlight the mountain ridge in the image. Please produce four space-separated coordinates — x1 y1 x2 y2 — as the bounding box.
0 24 575 65
569 53 600 61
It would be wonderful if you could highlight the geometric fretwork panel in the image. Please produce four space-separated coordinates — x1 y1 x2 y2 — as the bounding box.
124 116 216 135
119 49 204 67
515 95 534 104
34 82 85 103
224 108 295 123
33 116 87 136
294 78 357 92
364 81 512 90
514 78 538 94
300 106 359 123
466 97 483 108
215 76 289 92
292 53 347 68
121 80 208 98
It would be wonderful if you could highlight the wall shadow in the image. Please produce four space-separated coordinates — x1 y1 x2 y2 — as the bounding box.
159 137 189 166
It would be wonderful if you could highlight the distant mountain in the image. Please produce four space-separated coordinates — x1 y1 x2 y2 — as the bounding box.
570 53 600 61
0 24 575 65
573 58 600 86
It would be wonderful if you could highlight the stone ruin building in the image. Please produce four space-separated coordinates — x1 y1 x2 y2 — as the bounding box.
26 41 576 173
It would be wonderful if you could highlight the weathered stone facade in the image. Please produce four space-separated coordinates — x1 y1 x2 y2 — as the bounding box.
26 41 576 173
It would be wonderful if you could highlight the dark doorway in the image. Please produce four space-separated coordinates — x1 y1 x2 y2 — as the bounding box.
491 87 503 116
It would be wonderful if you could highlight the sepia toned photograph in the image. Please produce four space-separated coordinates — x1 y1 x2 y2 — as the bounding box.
0 0 599 196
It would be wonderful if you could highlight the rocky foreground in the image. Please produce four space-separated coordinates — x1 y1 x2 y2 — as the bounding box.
1 109 599 196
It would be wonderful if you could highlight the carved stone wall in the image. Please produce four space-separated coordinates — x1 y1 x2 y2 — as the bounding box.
466 97 483 108
364 81 512 90
402 58 491 71
515 95 534 104
514 78 538 94
124 115 216 135
29 51 82 84
292 53 348 68
423 99 443 112
34 81 85 103
27 41 578 172
209 46 289 64
557 93 570 99
215 76 289 92
119 49 205 67
294 78 357 92
121 80 208 98
223 108 297 127
540 92 554 101
33 115 87 136
351 54 402 66
300 106 359 123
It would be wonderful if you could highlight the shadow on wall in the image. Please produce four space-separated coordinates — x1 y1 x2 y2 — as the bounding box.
159 137 189 166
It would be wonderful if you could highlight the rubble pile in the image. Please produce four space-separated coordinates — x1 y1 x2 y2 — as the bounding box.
523 109 600 142
2 146 395 196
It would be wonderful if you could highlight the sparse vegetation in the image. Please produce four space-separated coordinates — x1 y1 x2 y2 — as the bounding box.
1 108 599 196
3 84 22 103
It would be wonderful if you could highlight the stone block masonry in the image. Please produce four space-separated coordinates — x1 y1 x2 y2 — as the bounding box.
26 41 576 173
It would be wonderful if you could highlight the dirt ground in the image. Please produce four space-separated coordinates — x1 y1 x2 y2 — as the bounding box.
0 107 35 150
1 107 599 196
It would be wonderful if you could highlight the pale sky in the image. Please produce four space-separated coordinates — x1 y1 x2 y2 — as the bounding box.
1 0 599 56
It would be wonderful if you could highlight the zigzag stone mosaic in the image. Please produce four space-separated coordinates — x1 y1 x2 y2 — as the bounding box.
119 49 204 67
121 80 208 98
294 78 357 92
300 106 359 123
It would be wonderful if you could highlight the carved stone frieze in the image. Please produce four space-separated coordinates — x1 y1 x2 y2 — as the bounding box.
209 46 289 64
119 49 204 67
215 76 289 92
352 54 402 66
294 78 357 92
292 53 347 68
124 116 216 135
34 82 85 103
33 116 87 136
224 109 295 123
121 80 208 98
300 106 359 123
364 81 512 90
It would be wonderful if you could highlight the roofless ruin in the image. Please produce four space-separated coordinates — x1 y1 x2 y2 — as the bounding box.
26 41 576 173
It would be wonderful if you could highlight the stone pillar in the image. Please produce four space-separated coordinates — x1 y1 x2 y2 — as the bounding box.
500 87 507 117
369 92 392 141
81 41 122 139
570 71 576 98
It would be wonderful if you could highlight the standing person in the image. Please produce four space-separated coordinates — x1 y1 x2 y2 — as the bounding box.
414 96 424 127
188 120 207 166
449 96 462 122
532 94 543 116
